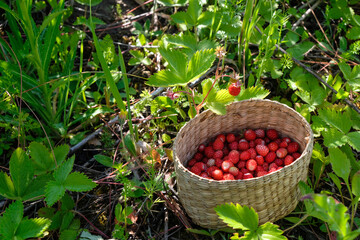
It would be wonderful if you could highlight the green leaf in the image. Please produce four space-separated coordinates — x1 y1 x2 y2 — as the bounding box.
29 142 54 174
75 0 102 6
124 134 137 156
328 172 343 193
61 193 75 211
214 89 235 104
235 85 270 101
53 145 70 166
322 127 348 148
0 201 23 239
186 49 215 83
206 101 227 115
60 229 79 240
45 181 66 206
329 148 350 181
352 171 360 197
318 108 352 134
246 222 286 240
215 203 258 231
287 41 315 60
17 218 51 239
9 148 33 197
94 154 114 168
346 26 360 40
22 174 52 201
0 172 16 199
188 0 201 25
186 228 212 236
54 156 75 183
64 172 97 192
346 131 360 151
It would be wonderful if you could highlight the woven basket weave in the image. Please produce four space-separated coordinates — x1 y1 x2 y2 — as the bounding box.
173 99 314 229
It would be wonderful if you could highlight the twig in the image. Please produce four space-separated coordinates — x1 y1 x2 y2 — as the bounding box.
291 0 322 30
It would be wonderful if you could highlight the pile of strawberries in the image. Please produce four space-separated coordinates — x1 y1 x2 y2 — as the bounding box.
186 128 301 180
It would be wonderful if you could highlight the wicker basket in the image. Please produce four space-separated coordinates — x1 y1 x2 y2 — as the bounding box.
173 99 314 229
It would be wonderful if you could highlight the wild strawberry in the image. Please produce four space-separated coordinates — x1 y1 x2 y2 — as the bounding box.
248 148 257 159
226 133 236 143
240 150 251 161
190 166 201 175
200 172 210 179
228 150 240 164
269 163 278 171
237 160 246 169
256 145 269 157
235 172 244 180
198 144 206 152
269 167 278 173
194 162 207 172
202 157 208 163
284 155 294 166
255 138 266 146
215 158 223 168
257 171 268 177
246 159 257 171
279 141 288 148
223 173 235 180
266 129 279 140
204 146 215 158
213 139 224 150
292 152 301 159
228 83 241 96
207 166 219 176
221 160 234 172
265 152 276 163
214 150 224 159
229 166 240 176
244 129 257 141
256 165 265 172
238 139 249 151
206 158 216 167
255 155 264 165
194 152 203 161
287 142 299 153
268 142 279 152
262 162 269 171
212 169 224 180
274 158 284 167
241 168 250 174
217 134 226 142
249 140 256 148
188 159 197 167
276 148 288 158
243 173 254 179
254 128 265 138
282 137 291 143
223 147 229 156
229 141 239 150
274 138 282 145
264 137 271 144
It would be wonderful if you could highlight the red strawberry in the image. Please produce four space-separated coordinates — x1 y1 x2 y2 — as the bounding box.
221 160 234 172
217 134 226 142
212 169 224 180
274 158 284 167
213 150 224 159
255 138 266 146
235 172 244 180
228 150 240 164
243 173 254 179
223 147 230 156
202 157 208 163
223 173 235 180
198 144 206 152
287 142 299 153
274 138 282 145
255 155 264 165
229 141 239 150
266 129 279 140
254 128 265 138
194 152 203 161
282 137 291 143
248 148 257 159
190 166 201 175
206 158 216 167
269 163 278 171
246 159 257 171
279 141 288 148
268 142 279 152
213 139 224 150
200 172 210 179
276 148 288 158
188 159 197 167
228 83 241 96
229 166 240 176
262 162 269 171
240 150 251 161
241 168 250 174
256 145 269 157
237 160 246 169
226 133 236 143
215 158 223 168
292 152 301 159
257 171 268 177
207 166 219 176
194 162 207 171
265 152 276 163
204 146 215 158
244 129 257 141
284 155 294 166
238 139 249 151
249 140 256 148
256 165 265 172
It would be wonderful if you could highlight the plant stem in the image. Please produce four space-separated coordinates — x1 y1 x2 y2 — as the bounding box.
283 214 310 232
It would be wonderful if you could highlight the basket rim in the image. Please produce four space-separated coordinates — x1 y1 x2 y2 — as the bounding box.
173 99 314 183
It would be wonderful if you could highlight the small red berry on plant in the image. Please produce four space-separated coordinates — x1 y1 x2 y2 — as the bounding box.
228 82 241 96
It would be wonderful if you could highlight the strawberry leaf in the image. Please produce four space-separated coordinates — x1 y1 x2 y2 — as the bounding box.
235 85 270 101
52 144 70 167
17 218 51 239
64 172 97 192
322 128 348 148
29 142 54 174
352 171 360 197
318 108 352 134
241 222 286 240
214 89 235 104
0 201 23 239
0 172 16 199
215 203 258 231
45 181 66 207
346 131 360 151
329 148 350 181
54 156 75 183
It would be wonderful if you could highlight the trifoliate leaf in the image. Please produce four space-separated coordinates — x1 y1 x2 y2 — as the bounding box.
329 148 350 181
0 201 23 239
318 108 352 134
235 85 270 101
186 49 216 83
322 128 348 148
17 218 51 239
64 172 97 192
215 203 258 231
0 172 15 199
245 222 286 240
346 131 360 151
9 148 33 197
22 174 52 201
45 181 66 207
54 156 75 183
214 89 235 104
